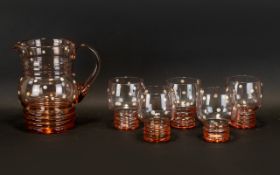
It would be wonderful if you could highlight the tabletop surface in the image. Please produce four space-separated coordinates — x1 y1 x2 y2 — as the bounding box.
0 106 279 175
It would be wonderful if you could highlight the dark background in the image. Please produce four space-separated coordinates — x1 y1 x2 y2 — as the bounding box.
0 0 279 174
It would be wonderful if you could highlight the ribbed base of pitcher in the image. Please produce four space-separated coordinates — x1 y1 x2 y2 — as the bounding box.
230 110 256 129
203 119 230 143
114 110 139 131
171 108 196 129
143 118 171 143
23 103 75 134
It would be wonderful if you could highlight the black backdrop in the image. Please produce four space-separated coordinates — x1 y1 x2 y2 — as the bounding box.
0 0 279 174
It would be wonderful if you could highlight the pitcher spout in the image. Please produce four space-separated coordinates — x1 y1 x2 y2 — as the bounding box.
14 41 27 54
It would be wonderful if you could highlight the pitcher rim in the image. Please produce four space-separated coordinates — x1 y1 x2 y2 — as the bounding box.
15 37 75 49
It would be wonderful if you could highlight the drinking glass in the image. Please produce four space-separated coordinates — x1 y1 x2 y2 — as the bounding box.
226 75 263 129
167 77 201 129
197 87 231 143
107 77 144 131
142 86 172 143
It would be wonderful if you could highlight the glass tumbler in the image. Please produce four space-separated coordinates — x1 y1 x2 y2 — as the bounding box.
197 87 231 143
142 86 172 143
14 38 101 134
227 75 263 129
167 77 201 129
107 77 144 131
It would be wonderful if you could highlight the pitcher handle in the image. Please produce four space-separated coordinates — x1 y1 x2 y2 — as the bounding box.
76 43 101 102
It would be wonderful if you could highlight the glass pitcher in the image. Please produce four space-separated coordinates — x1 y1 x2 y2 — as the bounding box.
14 38 101 134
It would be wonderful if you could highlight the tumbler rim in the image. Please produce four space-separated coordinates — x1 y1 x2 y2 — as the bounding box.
166 76 201 85
108 76 144 85
227 75 260 83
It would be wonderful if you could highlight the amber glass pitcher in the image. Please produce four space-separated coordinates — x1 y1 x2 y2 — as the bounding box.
14 38 101 134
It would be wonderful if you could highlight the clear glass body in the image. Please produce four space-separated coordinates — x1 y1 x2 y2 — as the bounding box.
167 77 201 129
226 75 263 129
107 77 144 131
15 38 101 134
197 87 231 143
142 86 171 143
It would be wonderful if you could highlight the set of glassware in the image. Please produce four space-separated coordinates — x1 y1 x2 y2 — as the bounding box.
14 38 263 143
107 76 263 143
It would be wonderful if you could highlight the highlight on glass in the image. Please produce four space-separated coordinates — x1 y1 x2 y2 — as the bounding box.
167 77 201 129
197 87 231 143
226 75 263 129
142 86 172 143
15 38 101 134
107 77 145 131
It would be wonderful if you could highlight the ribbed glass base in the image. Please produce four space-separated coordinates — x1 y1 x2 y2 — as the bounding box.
114 110 139 131
24 102 75 134
203 119 230 143
230 108 256 129
143 118 171 143
171 107 196 129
